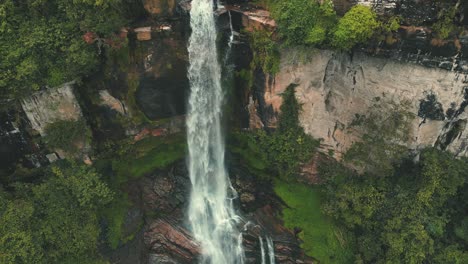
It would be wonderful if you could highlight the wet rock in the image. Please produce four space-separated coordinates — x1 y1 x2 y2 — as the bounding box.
0 110 47 177
141 162 189 214
144 218 200 263
134 29 189 120
148 253 179 264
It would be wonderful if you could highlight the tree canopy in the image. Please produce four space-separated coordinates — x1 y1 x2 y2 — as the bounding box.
0 0 140 101
0 163 113 264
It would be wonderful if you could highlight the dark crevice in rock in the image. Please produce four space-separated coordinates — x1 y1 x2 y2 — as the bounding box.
436 119 467 150
418 93 445 121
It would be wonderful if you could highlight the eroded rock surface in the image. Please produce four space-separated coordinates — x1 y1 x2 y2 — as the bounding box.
256 50 468 157
21 82 82 135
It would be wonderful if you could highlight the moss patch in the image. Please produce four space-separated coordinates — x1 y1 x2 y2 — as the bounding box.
274 180 353 263
112 134 186 181
101 192 132 249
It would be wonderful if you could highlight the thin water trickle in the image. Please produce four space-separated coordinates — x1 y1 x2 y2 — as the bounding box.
186 0 245 263
259 237 266 264
267 237 276 264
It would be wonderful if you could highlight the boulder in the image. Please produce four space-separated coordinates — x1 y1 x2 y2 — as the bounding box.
21 82 82 135
135 27 152 41
99 90 127 115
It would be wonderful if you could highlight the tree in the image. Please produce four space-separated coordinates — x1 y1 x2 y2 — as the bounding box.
333 5 380 50
0 163 113 264
322 148 468 263
344 101 414 176
0 0 141 100
269 0 337 46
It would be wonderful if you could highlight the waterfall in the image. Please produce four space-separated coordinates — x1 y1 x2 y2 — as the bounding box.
259 237 266 264
186 0 245 263
267 237 276 264
227 11 234 48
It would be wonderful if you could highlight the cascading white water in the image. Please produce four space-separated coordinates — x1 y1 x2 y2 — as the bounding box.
259 237 266 264
186 0 245 263
267 237 276 264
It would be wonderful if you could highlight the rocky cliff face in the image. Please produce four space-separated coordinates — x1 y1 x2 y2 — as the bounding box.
21 82 82 135
256 49 468 158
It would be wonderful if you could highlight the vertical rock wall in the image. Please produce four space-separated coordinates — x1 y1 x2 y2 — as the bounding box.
258 50 468 157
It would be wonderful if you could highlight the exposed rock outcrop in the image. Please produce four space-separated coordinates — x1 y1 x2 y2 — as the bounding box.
137 161 315 263
145 219 200 263
256 49 468 157
21 82 82 135
99 90 128 115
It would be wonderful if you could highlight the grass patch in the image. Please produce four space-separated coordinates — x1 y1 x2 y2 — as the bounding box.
112 133 186 181
274 180 353 263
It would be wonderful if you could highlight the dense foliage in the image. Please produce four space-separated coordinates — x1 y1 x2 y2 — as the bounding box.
249 29 280 75
332 5 380 50
322 149 468 263
318 100 468 263
269 0 337 46
230 85 318 180
267 1 395 50
0 0 141 100
344 101 414 175
433 6 458 39
43 119 92 153
0 163 113 264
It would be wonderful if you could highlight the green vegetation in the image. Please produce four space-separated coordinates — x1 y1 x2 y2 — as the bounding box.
43 119 92 153
249 29 280 75
0 163 113 264
0 0 141 100
433 6 458 39
102 192 132 249
344 101 414 175
274 180 353 263
322 148 468 263
93 134 186 248
317 100 468 263
332 5 380 50
269 0 337 46
267 1 397 50
110 134 186 181
229 85 318 180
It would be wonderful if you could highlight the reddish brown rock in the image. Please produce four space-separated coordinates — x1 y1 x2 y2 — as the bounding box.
228 6 276 32
144 0 176 16
135 27 152 41
144 219 200 262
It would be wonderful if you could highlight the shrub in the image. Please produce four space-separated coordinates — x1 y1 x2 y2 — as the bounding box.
332 5 380 50
432 7 458 39
249 29 280 74
269 0 337 46
43 119 92 153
